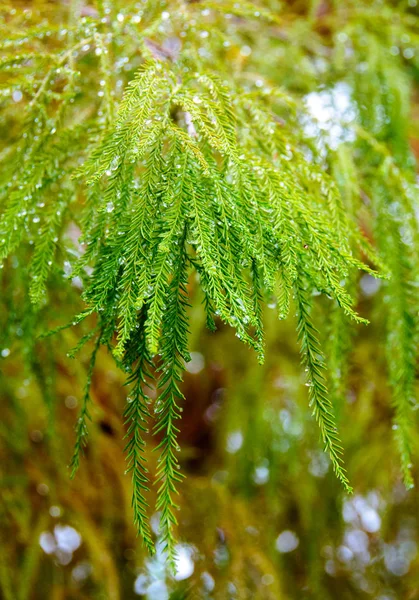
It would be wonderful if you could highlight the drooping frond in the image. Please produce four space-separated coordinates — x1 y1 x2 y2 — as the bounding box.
123 314 155 553
385 228 417 489
295 275 352 492
153 232 190 566
69 333 101 478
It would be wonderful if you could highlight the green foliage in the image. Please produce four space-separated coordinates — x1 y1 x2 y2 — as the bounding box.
123 313 155 555
69 332 101 478
295 275 351 492
1 0 418 563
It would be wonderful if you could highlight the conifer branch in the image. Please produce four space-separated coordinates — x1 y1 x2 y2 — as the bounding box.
385 225 417 489
294 275 352 492
70 333 101 478
153 230 190 566
123 318 155 553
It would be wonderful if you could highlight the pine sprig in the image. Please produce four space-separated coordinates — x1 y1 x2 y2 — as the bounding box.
384 222 417 489
123 319 155 553
295 275 352 492
69 333 101 478
29 196 68 304
153 232 190 565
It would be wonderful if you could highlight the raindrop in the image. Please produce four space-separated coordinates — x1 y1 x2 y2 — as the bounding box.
226 430 243 453
12 90 23 103
39 532 56 554
54 525 82 553
174 544 195 581
37 483 49 496
275 531 299 553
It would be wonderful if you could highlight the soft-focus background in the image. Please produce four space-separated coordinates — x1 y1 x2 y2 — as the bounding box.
1 1 419 599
